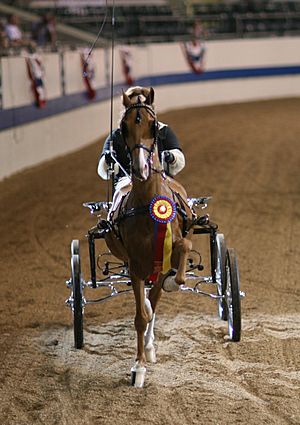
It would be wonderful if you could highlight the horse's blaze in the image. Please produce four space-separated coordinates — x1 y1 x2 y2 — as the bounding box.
134 148 149 180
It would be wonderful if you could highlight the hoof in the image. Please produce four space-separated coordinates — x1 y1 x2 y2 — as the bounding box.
145 345 156 363
162 269 180 292
131 364 146 388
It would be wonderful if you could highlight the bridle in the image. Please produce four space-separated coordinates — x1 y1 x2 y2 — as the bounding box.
121 101 161 178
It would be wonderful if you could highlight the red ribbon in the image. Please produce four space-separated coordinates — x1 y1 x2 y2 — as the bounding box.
81 56 96 100
148 222 167 282
26 57 46 108
120 50 134 85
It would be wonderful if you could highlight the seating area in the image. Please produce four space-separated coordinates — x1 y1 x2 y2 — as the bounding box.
192 0 300 15
1 0 300 46
190 1 300 37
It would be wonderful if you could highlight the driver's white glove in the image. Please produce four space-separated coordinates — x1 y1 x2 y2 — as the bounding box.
97 155 119 180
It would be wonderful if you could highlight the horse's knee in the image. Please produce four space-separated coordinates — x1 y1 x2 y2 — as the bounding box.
172 238 192 285
182 238 192 252
175 238 192 254
135 313 148 334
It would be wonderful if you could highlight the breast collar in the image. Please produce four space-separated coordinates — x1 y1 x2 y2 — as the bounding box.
111 188 193 238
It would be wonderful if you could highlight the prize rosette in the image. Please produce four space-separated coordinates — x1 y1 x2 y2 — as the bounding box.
149 196 176 224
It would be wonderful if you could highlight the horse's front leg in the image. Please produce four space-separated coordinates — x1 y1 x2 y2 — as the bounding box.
174 237 193 284
162 237 192 292
131 272 149 387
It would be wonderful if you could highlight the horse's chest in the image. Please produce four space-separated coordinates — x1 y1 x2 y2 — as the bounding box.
122 217 153 249
120 218 155 266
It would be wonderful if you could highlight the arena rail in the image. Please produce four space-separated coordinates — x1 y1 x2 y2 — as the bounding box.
0 36 300 180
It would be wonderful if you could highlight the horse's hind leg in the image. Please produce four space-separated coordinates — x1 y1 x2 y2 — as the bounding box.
131 273 148 387
144 285 162 363
144 311 156 363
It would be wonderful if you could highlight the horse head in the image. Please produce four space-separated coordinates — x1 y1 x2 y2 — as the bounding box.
121 87 160 181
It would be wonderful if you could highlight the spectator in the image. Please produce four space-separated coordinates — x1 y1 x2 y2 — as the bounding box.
32 14 56 48
5 14 23 46
5 14 35 49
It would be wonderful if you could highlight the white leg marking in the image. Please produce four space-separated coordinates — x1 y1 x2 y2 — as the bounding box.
144 313 156 363
144 297 153 321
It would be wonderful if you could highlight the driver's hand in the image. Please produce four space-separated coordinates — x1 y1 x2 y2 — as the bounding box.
104 150 115 166
164 151 175 164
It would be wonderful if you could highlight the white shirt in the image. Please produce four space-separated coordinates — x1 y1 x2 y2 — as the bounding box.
5 24 22 41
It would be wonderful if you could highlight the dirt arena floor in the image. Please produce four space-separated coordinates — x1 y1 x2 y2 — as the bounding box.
0 98 300 425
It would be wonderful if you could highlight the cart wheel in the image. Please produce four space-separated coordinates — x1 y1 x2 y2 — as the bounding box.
213 233 227 321
225 248 241 342
71 239 80 256
71 252 84 348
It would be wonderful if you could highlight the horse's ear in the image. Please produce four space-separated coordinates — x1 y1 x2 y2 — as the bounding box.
145 87 154 105
122 89 131 108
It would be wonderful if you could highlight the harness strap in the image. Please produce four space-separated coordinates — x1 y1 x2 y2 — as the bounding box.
170 190 196 237
114 204 149 226
110 186 194 238
130 143 153 155
113 196 191 238
121 103 156 120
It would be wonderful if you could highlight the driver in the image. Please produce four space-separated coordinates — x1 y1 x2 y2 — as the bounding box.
97 86 185 217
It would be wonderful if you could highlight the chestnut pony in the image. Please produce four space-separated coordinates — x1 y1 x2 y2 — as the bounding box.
105 87 194 387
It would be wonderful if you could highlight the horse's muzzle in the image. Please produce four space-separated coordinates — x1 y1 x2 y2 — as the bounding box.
132 162 150 181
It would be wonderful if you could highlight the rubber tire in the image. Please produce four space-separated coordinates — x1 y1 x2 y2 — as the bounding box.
71 253 84 349
213 233 227 321
71 239 80 256
225 248 241 342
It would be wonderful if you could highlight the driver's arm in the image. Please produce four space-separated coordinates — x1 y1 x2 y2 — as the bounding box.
161 125 185 176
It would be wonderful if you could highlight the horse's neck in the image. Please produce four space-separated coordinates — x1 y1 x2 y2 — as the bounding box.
132 172 163 205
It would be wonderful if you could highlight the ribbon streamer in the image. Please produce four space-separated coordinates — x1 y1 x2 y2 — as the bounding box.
148 196 176 282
